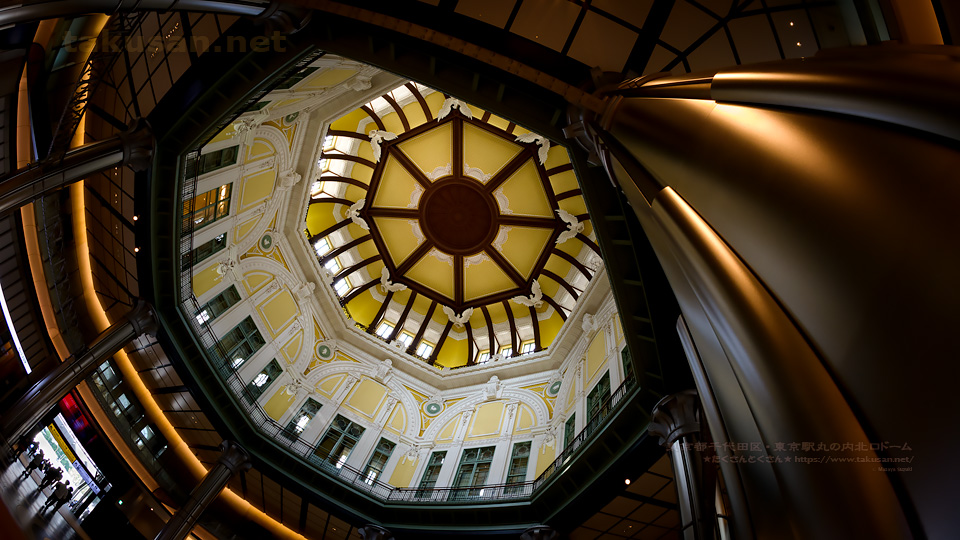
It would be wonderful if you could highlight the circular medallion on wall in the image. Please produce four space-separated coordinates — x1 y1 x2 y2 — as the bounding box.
423 400 443 417
259 234 274 251
284 112 299 123
545 380 562 398
315 340 336 361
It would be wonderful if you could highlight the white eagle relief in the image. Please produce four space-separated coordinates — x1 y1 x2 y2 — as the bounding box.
348 199 369 230
442 306 474 327
380 267 408 293
438 97 473 120
512 281 543 308
369 130 398 162
515 132 551 165
555 208 584 244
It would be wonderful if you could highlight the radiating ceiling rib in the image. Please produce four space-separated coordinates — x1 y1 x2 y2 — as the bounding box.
404 82 432 121
555 188 582 201
381 93 410 131
530 305 542 352
503 300 518 353
429 320 453 365
454 254 464 304
319 235 372 266
409 300 438 354
542 294 569 322
546 163 575 176
577 232 602 256
484 246 526 288
484 148 534 192
319 174 369 190
452 116 464 174
481 305 497 354
465 321 475 364
326 129 368 141
541 268 580 300
498 215 559 228
341 277 380 305
360 104 386 131
394 240 434 275
332 254 382 284
388 146 433 189
316 153 376 171
553 248 593 280
366 290 394 335
388 290 418 342
308 218 352 244
308 196 354 207
367 207 418 219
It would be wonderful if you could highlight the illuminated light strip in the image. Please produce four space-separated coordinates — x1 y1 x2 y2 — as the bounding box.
0 279 31 373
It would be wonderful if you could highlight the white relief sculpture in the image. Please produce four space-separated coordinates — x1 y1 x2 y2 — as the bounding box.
345 74 373 91
295 282 316 301
492 227 511 251
430 249 453 266
438 97 473 119
512 280 543 308
347 198 369 230
375 358 392 381
493 188 512 214
427 163 452 180
368 130 398 162
582 313 597 334
483 376 503 400
407 184 424 208
463 253 487 268
463 163 492 183
555 208 584 245
278 170 302 190
515 132 551 165
409 220 425 243
380 267 408 292
442 306 473 327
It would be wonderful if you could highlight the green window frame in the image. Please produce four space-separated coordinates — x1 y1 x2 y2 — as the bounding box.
418 451 446 490
198 146 239 174
452 446 495 499
505 441 531 485
183 183 232 231
564 414 576 448
212 316 264 371
196 285 241 324
363 438 396 485
186 232 227 269
274 67 318 89
284 398 321 439
587 372 611 421
313 414 365 468
245 359 282 402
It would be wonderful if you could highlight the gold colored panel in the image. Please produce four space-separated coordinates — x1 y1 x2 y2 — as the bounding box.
495 160 552 217
281 331 303 364
257 289 298 338
587 332 607 380
373 156 424 208
193 264 223 297
241 271 273 296
388 456 418 488
436 417 458 441
463 256 515 299
462 122 522 180
317 374 345 398
396 122 452 179
405 249 454 300
467 401 504 438
239 168 276 211
263 386 294 421
345 378 389 419
495 226 553 280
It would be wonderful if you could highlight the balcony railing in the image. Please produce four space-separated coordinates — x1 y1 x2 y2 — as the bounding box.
177 148 639 504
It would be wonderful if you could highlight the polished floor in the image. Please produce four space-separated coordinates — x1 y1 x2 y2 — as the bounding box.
0 454 88 540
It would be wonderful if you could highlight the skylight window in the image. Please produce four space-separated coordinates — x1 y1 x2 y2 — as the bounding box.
397 332 414 348
325 258 342 274
375 322 394 338
415 342 434 359
334 279 350 296
499 346 513 358
476 351 490 364
314 238 332 256
520 341 536 354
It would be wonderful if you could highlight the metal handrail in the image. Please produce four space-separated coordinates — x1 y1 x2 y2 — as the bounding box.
176 147 638 504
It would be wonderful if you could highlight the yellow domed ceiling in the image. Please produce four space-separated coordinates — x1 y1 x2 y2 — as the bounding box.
305 83 601 369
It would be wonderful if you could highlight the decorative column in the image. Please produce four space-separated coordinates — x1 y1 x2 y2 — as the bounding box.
1 301 157 448
649 390 714 540
0 118 152 215
155 440 252 540
358 524 393 540
520 525 558 540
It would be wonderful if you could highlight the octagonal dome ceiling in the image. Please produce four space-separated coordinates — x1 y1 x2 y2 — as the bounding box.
304 81 602 369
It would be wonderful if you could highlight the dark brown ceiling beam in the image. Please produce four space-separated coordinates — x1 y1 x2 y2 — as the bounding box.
535 155 561 211
485 148 534 192
361 105 386 131
319 175 369 190
333 254 382 283
309 197 354 207
530 305 542 352
576 232 602 256
555 188 582 201
395 240 434 275
406 82 433 121
326 129 368 140
320 234 372 265
465 322 475 365
321 153 377 170
366 290 394 335
388 146 434 189
408 300 438 355
552 249 593 280
481 305 496 355
382 93 411 132
503 300 518 354
428 321 453 365
307 218 351 244
388 291 417 342
576 213 591 222
341 277 379 305
506 122 516 134
541 268 580 300
480 111 491 122
452 117 463 176
497 215 560 229
454 255 464 305
542 294 568 321
366 207 419 219
546 163 574 176
484 247 526 287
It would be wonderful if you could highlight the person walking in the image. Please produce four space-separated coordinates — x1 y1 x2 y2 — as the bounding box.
37 466 62 491
19 449 44 479
41 480 70 515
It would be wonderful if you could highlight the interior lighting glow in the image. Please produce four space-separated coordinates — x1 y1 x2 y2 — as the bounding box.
0 279 30 373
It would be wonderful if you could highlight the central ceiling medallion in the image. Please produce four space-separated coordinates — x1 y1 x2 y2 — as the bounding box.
361 109 564 313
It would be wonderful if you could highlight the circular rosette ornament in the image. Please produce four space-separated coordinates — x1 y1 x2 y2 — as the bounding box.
315 340 337 361
259 233 274 251
423 400 443 417
545 380 562 398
